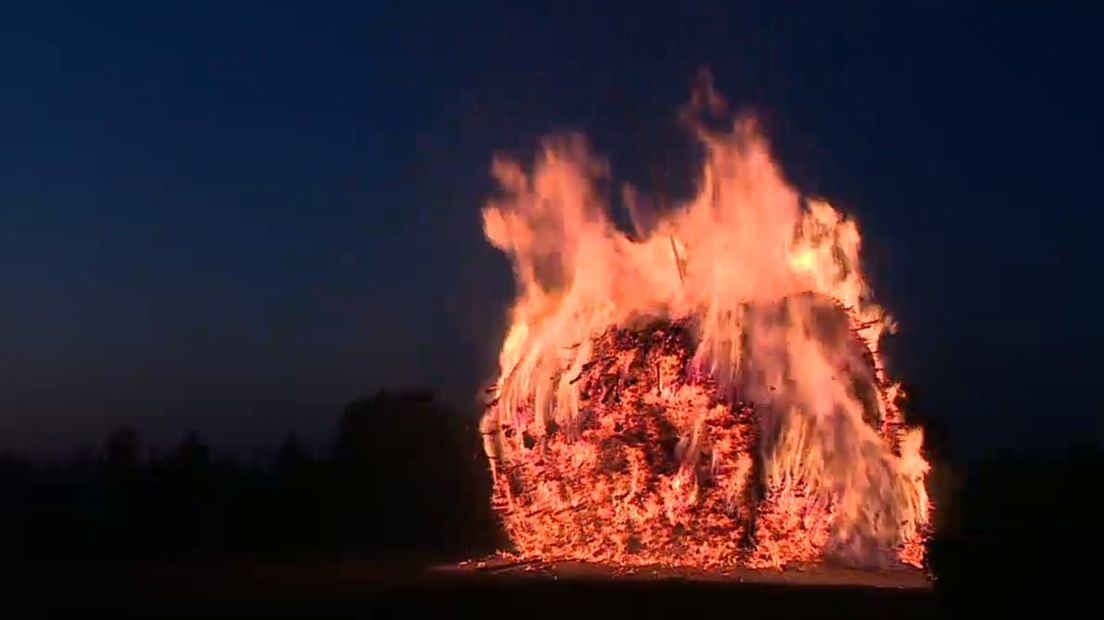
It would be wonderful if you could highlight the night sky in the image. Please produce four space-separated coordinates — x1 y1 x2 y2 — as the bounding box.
2 2 1101 459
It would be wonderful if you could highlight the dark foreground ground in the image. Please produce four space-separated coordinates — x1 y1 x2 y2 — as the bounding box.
10 558 943 618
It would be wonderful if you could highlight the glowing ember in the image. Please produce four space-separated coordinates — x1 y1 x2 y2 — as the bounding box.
479 82 930 570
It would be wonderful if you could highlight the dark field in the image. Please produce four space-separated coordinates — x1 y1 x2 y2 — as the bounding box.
13 558 941 618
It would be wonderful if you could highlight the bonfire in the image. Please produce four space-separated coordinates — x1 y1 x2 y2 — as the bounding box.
479 82 930 571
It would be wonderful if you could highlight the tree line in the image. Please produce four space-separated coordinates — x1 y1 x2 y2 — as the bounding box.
1 390 499 563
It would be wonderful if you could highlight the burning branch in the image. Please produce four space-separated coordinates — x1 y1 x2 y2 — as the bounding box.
669 235 687 284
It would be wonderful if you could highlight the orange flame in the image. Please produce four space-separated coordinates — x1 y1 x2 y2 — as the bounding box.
480 84 930 570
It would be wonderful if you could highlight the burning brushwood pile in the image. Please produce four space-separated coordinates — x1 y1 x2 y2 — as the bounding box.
487 319 758 568
479 83 931 571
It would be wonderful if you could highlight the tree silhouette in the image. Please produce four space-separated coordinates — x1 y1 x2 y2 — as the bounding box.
105 427 141 472
3 392 502 563
335 389 497 557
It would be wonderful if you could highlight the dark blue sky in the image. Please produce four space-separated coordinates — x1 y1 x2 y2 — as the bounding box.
2 1 1101 457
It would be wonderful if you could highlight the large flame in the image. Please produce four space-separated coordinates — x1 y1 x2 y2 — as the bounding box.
480 84 930 570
